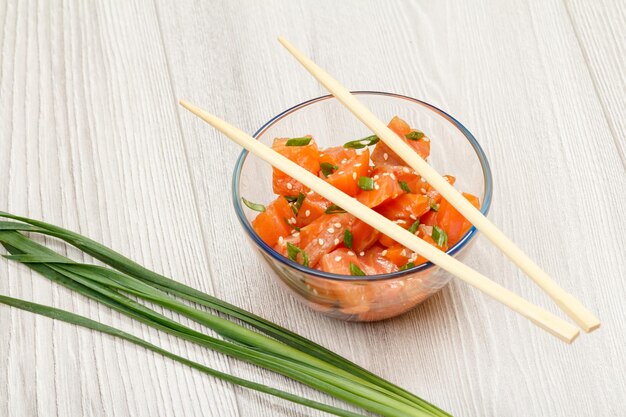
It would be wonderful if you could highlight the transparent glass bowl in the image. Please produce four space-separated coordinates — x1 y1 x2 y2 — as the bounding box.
233 92 492 321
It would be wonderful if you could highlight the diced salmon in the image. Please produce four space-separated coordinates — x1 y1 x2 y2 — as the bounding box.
383 245 411 267
296 192 331 227
371 116 430 167
376 193 430 222
346 217 380 253
298 213 354 267
319 147 356 168
272 137 320 195
437 192 480 246
252 196 295 247
359 245 399 275
325 149 370 196
318 247 360 275
356 168 404 208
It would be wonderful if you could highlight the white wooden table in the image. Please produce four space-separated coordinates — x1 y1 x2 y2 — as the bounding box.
1 1 625 416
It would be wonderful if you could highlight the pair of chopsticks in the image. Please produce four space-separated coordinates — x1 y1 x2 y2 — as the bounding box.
179 37 600 343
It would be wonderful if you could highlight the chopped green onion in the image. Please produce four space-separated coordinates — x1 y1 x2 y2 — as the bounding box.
320 162 339 177
429 201 439 212
432 226 448 247
407 220 420 234
343 229 353 249
286 243 310 267
286 137 312 146
405 131 424 141
284 195 298 203
398 181 411 193
291 193 306 215
349 262 366 276
357 177 375 191
325 204 346 214
343 135 379 149
399 262 416 271
242 197 266 212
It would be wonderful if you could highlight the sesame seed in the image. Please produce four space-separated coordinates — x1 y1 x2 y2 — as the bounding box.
334 238 340 245
374 184 380 190
348 251 355 256
359 251 365 256
373 175 380 180
286 183 293 190
399 281 405 286
390 173 397 180
409 214 417 220
334 222 341 228
381 250 388 256
352 172 357 180
327 227 335 233
395 219 407 224
307 190 314 195
278 236 284 244
319 153 325 157
383 153 389 160
334 256 342 262
402 167 410 173
337 171 344 175
354 163 362 167
305 210 311 217
291 231 300 237
382 172 390 177
420 177 427 183
420 188 427 194
409 254 417 262
401 249 407 257
341 158 348 164
318 238 325 246
312 288 319 295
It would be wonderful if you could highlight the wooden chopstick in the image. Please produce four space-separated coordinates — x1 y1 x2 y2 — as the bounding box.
179 99 579 343
277 36 600 333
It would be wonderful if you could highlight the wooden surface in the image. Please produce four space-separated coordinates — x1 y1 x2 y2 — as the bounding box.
1 1 625 416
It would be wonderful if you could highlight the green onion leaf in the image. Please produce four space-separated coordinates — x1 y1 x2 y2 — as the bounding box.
343 230 353 249
320 162 339 178
398 181 411 193
349 262 366 276
343 135 379 149
284 196 298 203
291 193 306 215
357 177 375 191
325 204 346 214
432 226 448 247
429 201 439 212
242 197 266 212
399 262 416 271
407 220 420 234
405 131 424 141
286 242 309 267
286 137 312 146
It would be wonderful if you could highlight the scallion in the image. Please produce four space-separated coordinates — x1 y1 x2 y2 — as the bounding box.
286 137 312 146
357 177 375 191
343 135 379 149
344 229 353 249
325 205 346 214
349 262 366 276
320 162 339 177
286 242 310 267
405 131 424 141
432 226 448 247
242 197 266 212
399 181 411 193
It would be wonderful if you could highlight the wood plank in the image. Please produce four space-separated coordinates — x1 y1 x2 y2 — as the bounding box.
565 0 626 166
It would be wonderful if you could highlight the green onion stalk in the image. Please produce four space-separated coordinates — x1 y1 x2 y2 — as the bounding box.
0 211 451 417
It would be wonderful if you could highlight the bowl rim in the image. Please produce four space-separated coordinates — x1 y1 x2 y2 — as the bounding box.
232 91 493 282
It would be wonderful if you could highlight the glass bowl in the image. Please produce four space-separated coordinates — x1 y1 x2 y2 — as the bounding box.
233 92 492 321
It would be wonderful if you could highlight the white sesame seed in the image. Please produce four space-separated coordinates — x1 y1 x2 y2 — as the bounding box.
352 172 357 180
312 288 319 295
334 256 342 262
327 227 335 233
347 251 355 256
409 214 417 220
381 250 388 256
382 172 390 177
318 238 325 246
291 231 300 237
395 219 407 224
383 153 389 160
305 210 311 217
286 182 293 190
373 175 380 180
359 251 365 256
399 281 405 286
290 217 297 224
409 253 417 262
334 222 341 228
334 238 340 245
401 249 407 257
354 163 362 167
278 236 284 244
319 153 325 157
337 171 344 175
341 158 348 164
420 177 427 183
402 167 410 173
420 188 427 194
307 190 314 195
374 184 380 190
390 173 397 180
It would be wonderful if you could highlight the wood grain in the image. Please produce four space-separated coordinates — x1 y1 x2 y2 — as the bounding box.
1 1 625 416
